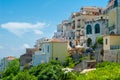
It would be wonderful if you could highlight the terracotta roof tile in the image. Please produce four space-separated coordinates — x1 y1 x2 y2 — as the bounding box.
6 56 16 60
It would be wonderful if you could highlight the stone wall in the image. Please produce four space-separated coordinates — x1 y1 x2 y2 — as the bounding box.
104 50 120 62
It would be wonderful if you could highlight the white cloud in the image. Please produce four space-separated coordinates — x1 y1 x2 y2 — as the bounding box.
23 44 31 48
1 22 45 36
34 30 43 35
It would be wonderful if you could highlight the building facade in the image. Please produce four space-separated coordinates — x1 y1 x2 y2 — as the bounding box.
106 0 120 34
34 38 49 49
32 51 48 66
32 38 68 66
103 35 120 62
70 6 104 47
20 48 39 70
53 6 105 49
85 17 108 46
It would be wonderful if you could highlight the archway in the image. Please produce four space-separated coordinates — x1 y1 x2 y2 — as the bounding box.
87 38 92 47
86 25 92 34
110 31 115 35
95 24 100 34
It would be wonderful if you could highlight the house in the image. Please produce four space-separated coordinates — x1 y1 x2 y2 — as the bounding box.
32 51 48 66
44 38 68 63
0 56 16 71
103 35 120 62
20 48 39 70
32 38 68 66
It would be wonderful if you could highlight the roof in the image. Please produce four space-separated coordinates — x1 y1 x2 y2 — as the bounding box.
81 6 102 12
46 38 67 43
6 56 16 60
103 34 120 37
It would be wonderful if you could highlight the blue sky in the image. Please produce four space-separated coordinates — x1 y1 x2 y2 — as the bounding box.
0 0 108 59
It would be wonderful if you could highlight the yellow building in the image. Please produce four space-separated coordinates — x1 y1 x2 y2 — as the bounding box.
103 35 120 62
103 35 120 50
39 38 68 63
49 39 68 63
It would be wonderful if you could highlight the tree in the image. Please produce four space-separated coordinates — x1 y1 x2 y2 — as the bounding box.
64 56 75 68
3 59 20 77
37 64 64 80
13 71 37 80
96 36 103 45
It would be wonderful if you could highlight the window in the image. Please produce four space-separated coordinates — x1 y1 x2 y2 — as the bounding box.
77 24 80 28
77 19 80 28
86 25 92 34
110 45 120 50
106 39 108 45
47 45 49 53
69 41 73 47
95 24 100 33
55 57 58 60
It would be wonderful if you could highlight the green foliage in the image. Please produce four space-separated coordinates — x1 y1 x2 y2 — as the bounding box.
38 65 63 80
29 63 47 76
96 61 112 68
50 60 61 66
29 61 64 80
23 64 30 70
64 56 75 68
3 59 20 77
79 56 88 61
76 74 86 80
84 63 120 80
2 58 120 80
77 62 120 80
63 72 77 80
3 73 14 80
13 71 37 80
96 36 103 45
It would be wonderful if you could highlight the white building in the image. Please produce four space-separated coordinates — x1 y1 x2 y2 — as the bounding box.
32 51 48 66
34 38 49 49
53 24 63 39
70 6 105 47
85 17 108 46
0 56 16 71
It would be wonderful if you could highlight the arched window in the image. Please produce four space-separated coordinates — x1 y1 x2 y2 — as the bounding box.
110 31 115 35
86 25 92 34
95 24 100 33
87 38 92 47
